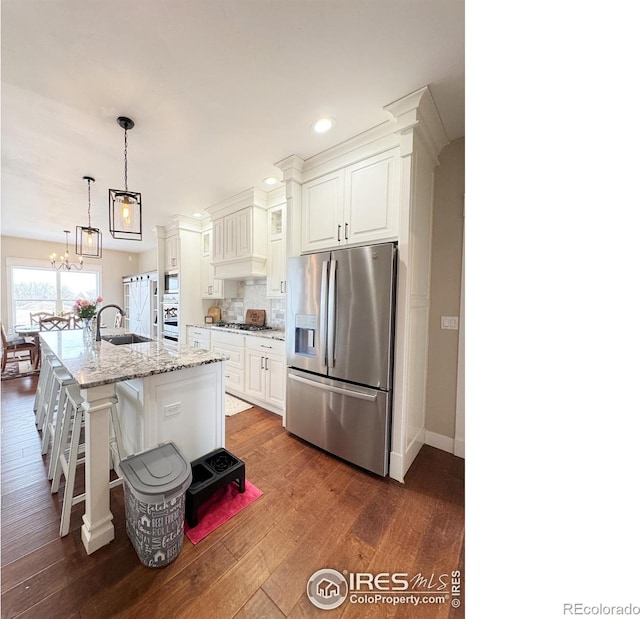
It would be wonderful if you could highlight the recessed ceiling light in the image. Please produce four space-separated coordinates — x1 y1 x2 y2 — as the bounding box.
312 117 335 133
192 212 203 218
263 176 279 186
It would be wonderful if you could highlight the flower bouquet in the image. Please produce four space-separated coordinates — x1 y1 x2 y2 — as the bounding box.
73 296 103 320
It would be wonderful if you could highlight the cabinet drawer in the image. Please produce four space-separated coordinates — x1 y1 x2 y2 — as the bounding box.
189 327 210 340
245 336 285 357
212 343 243 370
210 330 245 348
189 337 210 350
223 368 244 393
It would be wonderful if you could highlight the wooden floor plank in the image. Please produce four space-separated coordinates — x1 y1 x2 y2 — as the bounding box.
0 376 465 618
82 541 238 618
177 527 295 619
235 588 286 619
263 486 367 616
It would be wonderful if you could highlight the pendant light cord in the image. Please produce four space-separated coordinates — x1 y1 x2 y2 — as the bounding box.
87 178 92 227
123 127 128 192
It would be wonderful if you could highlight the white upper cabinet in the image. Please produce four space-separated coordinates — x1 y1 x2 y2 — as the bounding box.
301 170 344 252
165 234 179 270
266 202 287 298
343 149 400 246
300 148 400 253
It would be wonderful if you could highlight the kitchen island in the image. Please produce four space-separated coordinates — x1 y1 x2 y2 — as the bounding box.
40 328 227 555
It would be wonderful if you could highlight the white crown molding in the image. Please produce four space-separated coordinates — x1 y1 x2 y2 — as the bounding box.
275 85 449 184
385 86 449 162
166 214 204 234
274 154 304 184
153 225 166 240
205 187 268 218
266 185 286 207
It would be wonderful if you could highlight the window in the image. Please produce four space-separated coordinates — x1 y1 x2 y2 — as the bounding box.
6 259 101 328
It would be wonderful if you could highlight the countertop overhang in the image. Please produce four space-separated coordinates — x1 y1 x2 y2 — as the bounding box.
40 328 227 389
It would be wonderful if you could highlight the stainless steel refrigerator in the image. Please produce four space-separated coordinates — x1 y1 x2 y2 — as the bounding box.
286 242 396 476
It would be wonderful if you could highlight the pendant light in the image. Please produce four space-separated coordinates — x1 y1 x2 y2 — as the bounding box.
50 230 84 271
109 116 142 240
76 175 102 258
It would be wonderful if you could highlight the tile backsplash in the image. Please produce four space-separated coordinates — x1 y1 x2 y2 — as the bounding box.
219 280 285 328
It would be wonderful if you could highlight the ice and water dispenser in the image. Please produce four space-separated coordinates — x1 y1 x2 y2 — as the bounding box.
294 314 317 357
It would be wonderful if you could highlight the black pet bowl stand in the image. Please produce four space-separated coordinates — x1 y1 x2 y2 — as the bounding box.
185 448 246 528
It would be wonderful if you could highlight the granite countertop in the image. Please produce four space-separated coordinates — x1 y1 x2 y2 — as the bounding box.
188 324 286 342
40 328 227 389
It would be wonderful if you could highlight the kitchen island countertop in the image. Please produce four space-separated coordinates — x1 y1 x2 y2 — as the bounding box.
40 327 227 556
40 327 227 389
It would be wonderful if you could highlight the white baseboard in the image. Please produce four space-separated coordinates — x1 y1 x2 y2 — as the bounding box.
389 451 405 483
424 430 455 454
390 431 463 481
389 432 424 483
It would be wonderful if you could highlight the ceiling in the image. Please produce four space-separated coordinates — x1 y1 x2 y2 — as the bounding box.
1 0 464 253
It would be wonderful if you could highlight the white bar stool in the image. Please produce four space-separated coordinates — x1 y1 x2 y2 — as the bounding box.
50 384 125 537
33 350 55 413
40 368 74 457
34 353 63 428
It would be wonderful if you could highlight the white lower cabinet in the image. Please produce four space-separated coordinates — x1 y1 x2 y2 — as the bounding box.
211 331 245 396
206 329 286 416
187 326 211 350
244 337 286 413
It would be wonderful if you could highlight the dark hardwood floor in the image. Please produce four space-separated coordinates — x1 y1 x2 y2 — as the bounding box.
1 376 464 618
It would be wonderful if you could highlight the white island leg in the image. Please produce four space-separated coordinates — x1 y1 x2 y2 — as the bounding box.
80 383 117 554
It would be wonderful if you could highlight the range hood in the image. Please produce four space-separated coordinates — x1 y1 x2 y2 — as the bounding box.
206 188 268 280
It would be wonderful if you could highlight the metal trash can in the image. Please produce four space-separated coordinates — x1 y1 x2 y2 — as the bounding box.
120 442 193 568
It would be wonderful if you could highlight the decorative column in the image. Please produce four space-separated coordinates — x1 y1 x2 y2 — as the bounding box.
384 86 449 481
80 383 118 554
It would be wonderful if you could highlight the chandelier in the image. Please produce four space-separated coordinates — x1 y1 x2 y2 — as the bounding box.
109 116 142 241
50 230 84 271
76 175 102 258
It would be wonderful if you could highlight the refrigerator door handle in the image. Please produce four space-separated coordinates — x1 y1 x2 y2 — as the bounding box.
327 258 337 368
288 373 378 402
320 260 329 368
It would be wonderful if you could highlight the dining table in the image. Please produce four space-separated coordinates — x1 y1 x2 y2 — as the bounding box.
14 325 42 369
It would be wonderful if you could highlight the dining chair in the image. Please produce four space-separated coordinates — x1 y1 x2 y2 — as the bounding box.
59 311 77 329
1 322 37 372
30 311 54 326
39 316 72 331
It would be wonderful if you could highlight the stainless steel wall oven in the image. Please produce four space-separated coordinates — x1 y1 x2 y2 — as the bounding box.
162 295 179 342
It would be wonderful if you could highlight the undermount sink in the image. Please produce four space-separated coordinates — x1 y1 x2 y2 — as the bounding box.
102 334 153 345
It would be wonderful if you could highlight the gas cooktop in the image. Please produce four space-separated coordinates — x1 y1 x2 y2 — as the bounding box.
218 323 273 331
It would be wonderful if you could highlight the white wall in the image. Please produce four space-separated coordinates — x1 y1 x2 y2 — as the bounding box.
425 138 465 444
137 247 157 273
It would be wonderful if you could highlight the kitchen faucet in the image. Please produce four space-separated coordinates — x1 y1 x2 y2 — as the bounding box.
95 304 126 342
